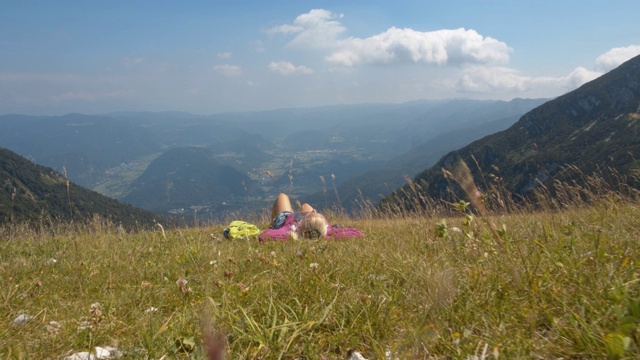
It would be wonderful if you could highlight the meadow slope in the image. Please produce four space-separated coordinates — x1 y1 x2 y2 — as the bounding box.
1 198 640 359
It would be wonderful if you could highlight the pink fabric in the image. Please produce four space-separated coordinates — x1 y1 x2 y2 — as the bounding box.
326 226 364 238
258 213 364 242
258 226 291 241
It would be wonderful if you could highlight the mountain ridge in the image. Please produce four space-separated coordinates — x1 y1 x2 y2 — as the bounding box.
379 54 640 211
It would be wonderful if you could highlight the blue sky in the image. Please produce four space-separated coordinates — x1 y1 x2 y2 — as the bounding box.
1 0 639 115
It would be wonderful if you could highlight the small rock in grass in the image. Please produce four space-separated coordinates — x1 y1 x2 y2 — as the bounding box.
65 346 122 360
347 351 369 360
11 313 32 326
65 352 95 360
95 346 123 359
368 274 388 281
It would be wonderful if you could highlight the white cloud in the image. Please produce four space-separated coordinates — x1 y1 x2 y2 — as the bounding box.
595 45 640 72
451 65 602 94
217 52 232 59
452 66 529 93
268 9 345 49
327 27 511 67
268 61 314 75
451 45 640 96
272 10 510 68
560 67 603 89
213 64 242 76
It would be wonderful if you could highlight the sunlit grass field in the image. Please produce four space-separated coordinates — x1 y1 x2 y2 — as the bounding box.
2 196 640 359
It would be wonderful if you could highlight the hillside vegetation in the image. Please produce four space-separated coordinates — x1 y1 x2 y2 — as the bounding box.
122 147 262 214
0 147 158 230
2 180 640 359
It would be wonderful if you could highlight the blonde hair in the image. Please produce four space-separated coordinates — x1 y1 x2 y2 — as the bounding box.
290 213 327 239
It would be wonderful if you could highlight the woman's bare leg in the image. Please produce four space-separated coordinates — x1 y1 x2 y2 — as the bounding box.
272 193 294 220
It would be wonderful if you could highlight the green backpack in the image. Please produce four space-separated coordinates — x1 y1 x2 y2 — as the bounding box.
223 221 260 240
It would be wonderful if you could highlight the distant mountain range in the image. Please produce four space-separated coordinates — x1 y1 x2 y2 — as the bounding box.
380 54 640 211
0 99 545 216
0 147 159 229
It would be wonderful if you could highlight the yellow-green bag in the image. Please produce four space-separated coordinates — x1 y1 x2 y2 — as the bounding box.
223 221 260 240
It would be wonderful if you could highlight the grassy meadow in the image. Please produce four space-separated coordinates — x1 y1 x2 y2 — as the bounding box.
2 189 640 359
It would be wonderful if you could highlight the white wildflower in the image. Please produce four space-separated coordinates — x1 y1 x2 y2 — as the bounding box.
145 307 158 314
176 278 190 293
77 317 93 331
45 320 62 334
90 302 102 317
385 347 398 360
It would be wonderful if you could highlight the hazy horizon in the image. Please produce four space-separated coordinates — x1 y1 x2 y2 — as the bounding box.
2 1 640 116
0 96 550 118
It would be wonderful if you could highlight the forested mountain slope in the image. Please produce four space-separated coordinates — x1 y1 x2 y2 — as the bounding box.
0 147 159 229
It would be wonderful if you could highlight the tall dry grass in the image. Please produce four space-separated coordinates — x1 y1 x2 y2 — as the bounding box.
1 169 640 359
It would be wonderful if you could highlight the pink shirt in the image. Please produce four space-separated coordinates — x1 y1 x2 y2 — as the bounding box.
258 212 364 242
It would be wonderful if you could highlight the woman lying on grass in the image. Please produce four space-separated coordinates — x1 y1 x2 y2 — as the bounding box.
258 193 363 242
